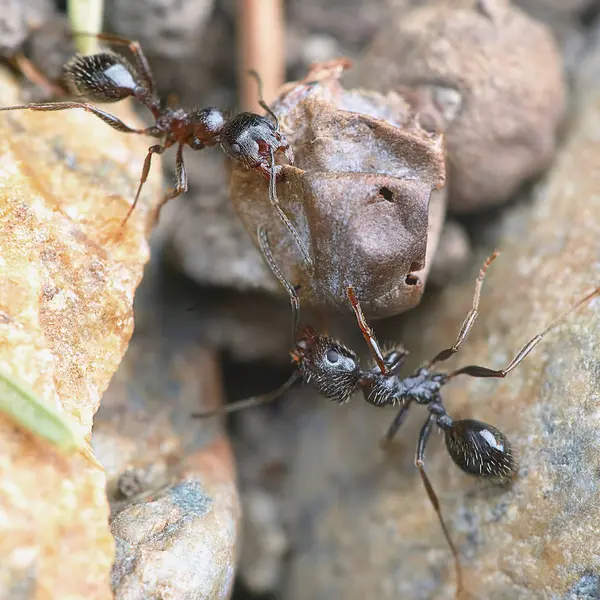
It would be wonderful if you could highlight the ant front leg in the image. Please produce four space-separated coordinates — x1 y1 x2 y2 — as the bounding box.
380 400 412 450
415 414 464 596
0 102 148 134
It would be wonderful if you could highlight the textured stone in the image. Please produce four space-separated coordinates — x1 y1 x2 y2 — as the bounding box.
275 27 600 599
93 253 240 599
0 67 162 599
354 0 565 213
0 0 54 56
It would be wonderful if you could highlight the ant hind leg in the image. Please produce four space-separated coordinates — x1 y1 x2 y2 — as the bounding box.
415 414 464 596
0 101 147 134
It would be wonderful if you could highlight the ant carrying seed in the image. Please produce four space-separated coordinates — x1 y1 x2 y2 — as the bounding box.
0 33 312 268
194 226 599 595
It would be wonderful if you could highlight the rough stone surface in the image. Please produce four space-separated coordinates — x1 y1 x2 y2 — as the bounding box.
272 29 600 599
0 0 55 56
354 0 566 213
0 67 162 600
230 59 446 319
93 251 240 600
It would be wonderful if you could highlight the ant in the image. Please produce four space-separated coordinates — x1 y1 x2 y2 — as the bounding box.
194 226 599 596
0 33 312 268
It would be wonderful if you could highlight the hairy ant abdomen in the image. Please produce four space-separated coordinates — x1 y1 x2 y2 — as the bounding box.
444 419 517 480
64 52 140 103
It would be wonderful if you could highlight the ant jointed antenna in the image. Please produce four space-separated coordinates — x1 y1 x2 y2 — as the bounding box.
0 33 313 271
194 226 599 595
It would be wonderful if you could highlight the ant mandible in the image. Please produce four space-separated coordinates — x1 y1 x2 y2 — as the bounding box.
194 226 599 596
0 33 313 269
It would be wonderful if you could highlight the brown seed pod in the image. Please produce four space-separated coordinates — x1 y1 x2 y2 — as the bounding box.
354 0 566 213
229 59 446 319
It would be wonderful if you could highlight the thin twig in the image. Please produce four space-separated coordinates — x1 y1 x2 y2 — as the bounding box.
238 0 285 112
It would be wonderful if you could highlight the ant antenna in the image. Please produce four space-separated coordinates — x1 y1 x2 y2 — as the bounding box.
347 286 389 375
258 226 300 340
248 69 280 131
192 371 301 419
428 251 499 369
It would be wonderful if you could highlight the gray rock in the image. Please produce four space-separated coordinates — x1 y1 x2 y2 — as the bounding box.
93 250 240 600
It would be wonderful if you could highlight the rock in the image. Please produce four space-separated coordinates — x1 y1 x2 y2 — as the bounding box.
0 0 55 56
109 440 238 600
515 0 599 18
354 0 566 213
0 67 162 599
92 248 240 599
273 23 600 599
428 220 471 287
230 59 446 319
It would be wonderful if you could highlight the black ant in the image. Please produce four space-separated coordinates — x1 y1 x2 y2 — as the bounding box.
0 33 313 268
194 226 599 595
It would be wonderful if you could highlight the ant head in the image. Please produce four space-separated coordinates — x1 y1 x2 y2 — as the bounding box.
291 326 361 403
64 52 139 102
220 112 291 169
190 107 226 145
444 419 517 481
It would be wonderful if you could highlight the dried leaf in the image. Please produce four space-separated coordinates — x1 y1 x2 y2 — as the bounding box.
230 59 446 319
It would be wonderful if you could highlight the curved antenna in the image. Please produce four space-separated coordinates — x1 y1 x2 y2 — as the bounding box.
192 371 301 419
248 68 280 131
258 226 300 341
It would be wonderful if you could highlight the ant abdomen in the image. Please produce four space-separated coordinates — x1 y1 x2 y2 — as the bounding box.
64 53 140 103
444 419 517 481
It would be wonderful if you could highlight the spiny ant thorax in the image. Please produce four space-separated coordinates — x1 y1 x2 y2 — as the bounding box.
291 327 361 404
189 107 226 146
64 52 140 103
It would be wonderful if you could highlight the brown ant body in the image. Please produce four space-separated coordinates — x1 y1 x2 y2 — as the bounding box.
195 226 599 595
0 33 313 266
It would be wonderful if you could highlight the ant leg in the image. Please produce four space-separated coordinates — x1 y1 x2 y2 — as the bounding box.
192 371 301 419
0 101 148 134
120 144 166 227
347 286 388 375
152 143 188 221
258 226 300 341
416 414 464 595
428 251 499 369
72 32 157 96
449 286 599 380
380 401 412 450
267 147 314 274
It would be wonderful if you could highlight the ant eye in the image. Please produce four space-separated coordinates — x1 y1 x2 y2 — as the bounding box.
444 419 517 481
229 143 241 154
326 350 340 364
